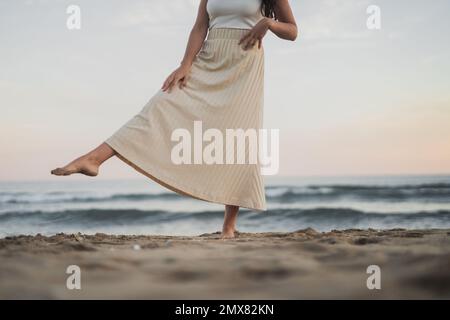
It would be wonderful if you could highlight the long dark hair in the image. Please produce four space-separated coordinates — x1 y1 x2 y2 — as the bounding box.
261 0 277 19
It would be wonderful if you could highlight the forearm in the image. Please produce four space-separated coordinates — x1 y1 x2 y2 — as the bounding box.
180 25 208 67
267 18 298 41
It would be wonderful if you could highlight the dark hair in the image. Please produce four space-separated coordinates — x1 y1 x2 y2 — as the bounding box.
261 0 277 19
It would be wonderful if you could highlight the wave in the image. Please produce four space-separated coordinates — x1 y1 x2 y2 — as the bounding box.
2 183 450 205
1 207 449 226
1 192 185 204
265 183 450 202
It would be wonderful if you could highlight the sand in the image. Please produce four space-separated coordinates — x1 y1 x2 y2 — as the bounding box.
0 228 449 299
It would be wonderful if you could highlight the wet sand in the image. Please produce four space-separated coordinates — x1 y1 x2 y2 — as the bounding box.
1 228 449 299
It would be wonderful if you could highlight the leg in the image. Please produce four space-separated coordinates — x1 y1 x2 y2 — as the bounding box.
51 142 116 176
221 205 239 239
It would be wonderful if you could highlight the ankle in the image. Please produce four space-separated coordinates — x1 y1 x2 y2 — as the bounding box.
85 154 102 166
221 228 234 237
222 225 235 233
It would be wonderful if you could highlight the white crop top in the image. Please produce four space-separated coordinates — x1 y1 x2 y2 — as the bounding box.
207 0 264 30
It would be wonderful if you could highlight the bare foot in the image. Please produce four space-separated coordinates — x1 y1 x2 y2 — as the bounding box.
220 228 236 239
51 156 99 177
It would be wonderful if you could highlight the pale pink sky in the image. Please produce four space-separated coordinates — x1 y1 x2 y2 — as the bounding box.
1 0 450 180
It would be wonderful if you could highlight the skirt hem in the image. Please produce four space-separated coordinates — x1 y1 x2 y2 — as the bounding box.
105 141 267 212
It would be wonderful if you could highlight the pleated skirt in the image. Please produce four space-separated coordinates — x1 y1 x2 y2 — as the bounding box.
105 28 266 211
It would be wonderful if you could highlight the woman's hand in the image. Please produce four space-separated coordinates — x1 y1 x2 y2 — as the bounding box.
238 18 273 50
162 64 191 93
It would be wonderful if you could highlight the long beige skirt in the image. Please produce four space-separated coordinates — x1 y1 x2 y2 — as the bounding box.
105 28 266 211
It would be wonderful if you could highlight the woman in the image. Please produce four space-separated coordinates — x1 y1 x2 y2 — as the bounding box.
51 0 297 239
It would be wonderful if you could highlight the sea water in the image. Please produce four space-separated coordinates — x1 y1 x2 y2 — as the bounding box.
0 175 449 237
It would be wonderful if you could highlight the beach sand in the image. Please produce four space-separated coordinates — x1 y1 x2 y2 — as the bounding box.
1 228 449 299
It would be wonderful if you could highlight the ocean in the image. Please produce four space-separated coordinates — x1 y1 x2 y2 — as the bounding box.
1 175 449 237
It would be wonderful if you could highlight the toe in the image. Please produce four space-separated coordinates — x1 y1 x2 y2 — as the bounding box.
51 168 67 176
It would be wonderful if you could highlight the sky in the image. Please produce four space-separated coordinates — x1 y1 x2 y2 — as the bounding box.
1 0 450 181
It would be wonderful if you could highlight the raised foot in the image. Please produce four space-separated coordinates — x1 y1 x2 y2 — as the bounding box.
51 158 99 177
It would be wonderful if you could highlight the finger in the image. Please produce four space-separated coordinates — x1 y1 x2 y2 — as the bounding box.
167 79 175 93
164 77 175 92
244 37 256 50
181 75 189 89
242 38 251 50
163 72 175 88
178 77 186 89
248 36 257 48
238 32 251 45
246 36 256 48
165 74 177 91
168 76 180 93
162 75 174 91
162 78 169 90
